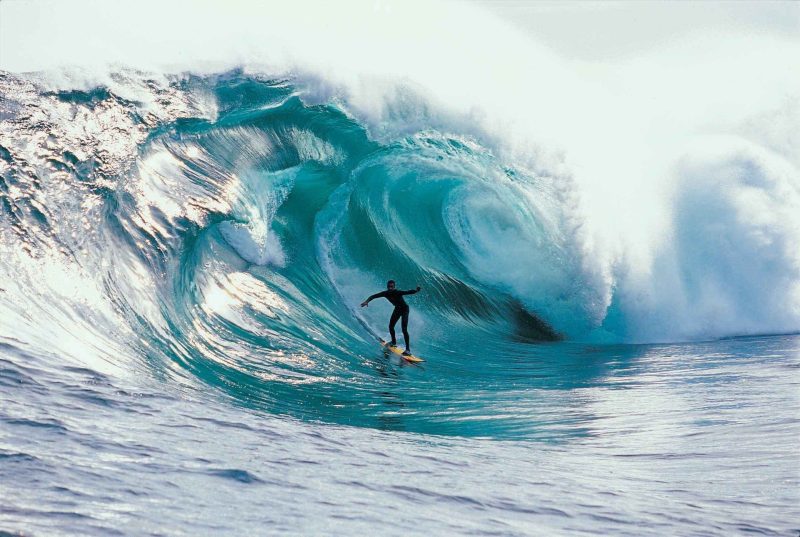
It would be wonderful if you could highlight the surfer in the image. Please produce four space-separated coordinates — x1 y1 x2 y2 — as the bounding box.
361 280 421 356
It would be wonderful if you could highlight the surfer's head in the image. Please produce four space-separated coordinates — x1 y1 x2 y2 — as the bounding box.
387 280 396 290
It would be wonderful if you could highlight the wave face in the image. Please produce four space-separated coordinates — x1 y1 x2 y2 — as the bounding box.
1 68 799 434
0 71 588 435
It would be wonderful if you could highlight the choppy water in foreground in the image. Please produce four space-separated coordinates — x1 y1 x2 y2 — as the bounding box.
2 334 798 536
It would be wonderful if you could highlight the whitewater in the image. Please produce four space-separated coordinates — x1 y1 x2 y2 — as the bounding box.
1 0 798 535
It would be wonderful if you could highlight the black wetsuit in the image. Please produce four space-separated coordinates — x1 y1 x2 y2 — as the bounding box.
366 289 419 348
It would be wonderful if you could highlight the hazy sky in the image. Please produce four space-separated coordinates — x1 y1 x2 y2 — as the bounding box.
477 0 799 60
2 0 798 71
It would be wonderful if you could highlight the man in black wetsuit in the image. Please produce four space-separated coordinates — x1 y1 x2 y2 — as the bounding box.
361 280 421 356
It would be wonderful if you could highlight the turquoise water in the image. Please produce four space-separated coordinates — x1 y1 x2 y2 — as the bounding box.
1 72 798 535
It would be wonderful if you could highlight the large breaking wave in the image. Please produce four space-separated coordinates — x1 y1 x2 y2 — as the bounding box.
1 0 799 433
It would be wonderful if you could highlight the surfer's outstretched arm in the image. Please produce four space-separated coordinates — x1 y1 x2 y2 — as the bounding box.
401 286 421 295
361 291 388 307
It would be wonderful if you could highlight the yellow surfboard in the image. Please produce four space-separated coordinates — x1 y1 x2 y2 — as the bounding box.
380 339 424 363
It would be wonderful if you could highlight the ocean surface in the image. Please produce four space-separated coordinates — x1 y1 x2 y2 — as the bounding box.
0 330 797 536
1 2 799 534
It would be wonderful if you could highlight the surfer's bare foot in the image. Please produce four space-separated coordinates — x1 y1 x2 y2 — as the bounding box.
402 350 411 356
389 341 398 347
